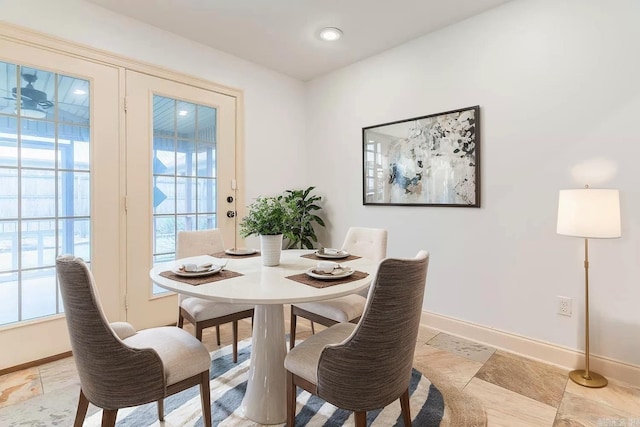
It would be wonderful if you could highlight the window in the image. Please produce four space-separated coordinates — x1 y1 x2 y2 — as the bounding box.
0 61 90 325
151 95 218 294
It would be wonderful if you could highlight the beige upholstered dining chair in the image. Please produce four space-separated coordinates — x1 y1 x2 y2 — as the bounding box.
289 227 387 349
285 250 430 426
56 255 212 427
176 229 254 362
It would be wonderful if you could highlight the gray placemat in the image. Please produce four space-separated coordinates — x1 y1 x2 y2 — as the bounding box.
300 253 362 262
285 270 369 289
159 269 243 285
210 250 261 259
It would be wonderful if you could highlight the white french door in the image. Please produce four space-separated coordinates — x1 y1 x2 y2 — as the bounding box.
0 27 243 368
125 71 238 329
0 38 121 369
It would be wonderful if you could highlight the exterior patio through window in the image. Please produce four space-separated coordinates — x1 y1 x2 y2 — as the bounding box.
0 61 90 326
151 95 218 295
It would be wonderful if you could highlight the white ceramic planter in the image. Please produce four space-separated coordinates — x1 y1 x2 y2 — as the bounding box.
259 234 283 266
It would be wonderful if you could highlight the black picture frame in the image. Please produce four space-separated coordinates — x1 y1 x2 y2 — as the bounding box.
362 105 480 207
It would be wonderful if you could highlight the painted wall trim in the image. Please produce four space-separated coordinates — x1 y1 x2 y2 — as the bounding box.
421 311 640 388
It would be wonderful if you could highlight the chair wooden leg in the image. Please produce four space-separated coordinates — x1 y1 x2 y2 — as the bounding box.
74 389 90 427
399 388 412 426
101 409 118 427
215 325 221 345
290 309 297 350
196 323 204 341
310 320 315 334
157 398 164 421
177 310 184 328
232 320 239 363
354 411 367 427
286 371 296 426
200 370 212 427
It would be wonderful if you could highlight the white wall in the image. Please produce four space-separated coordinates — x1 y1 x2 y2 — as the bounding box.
2 0 639 368
306 0 640 366
0 0 307 201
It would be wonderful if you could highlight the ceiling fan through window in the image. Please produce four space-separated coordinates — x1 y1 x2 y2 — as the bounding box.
3 71 54 118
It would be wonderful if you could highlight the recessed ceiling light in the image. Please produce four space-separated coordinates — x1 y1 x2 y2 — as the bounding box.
318 27 343 42
178 110 188 116
73 89 87 95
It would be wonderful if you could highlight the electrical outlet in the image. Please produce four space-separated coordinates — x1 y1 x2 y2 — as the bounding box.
557 296 572 316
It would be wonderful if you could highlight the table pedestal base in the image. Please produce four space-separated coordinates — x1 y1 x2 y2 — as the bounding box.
241 304 287 424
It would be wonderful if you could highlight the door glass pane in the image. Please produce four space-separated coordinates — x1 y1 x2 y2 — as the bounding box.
153 176 175 214
22 267 57 320
197 178 216 212
21 119 56 169
0 221 18 272
153 137 175 175
21 219 56 269
197 214 216 230
0 169 18 217
153 215 175 254
0 272 18 324
58 218 90 260
22 170 55 218
197 105 216 143
0 62 18 117
16 68 55 120
176 140 196 176
58 171 90 217
57 75 89 126
177 215 196 233
0 61 91 326
58 124 90 170
176 101 196 139
176 177 196 213
152 95 218 295
0 116 18 167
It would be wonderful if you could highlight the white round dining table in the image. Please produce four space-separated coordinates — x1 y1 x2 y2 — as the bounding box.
149 249 378 425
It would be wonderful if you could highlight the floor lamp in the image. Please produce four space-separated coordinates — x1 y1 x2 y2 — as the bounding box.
556 186 621 388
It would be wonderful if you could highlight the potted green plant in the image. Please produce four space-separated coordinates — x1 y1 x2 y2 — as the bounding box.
239 195 295 266
283 186 326 249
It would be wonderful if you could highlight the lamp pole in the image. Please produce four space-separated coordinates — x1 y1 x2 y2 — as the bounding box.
568 237 607 387
584 238 591 379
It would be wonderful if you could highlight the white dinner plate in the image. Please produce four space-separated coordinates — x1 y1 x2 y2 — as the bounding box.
305 266 355 280
315 248 350 259
225 248 257 256
172 265 222 277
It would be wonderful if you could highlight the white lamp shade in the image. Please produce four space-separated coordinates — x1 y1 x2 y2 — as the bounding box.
557 189 621 238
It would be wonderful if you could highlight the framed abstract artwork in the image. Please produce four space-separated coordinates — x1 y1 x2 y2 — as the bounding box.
362 105 480 207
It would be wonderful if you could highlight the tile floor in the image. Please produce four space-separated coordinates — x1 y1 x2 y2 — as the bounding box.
1 309 640 426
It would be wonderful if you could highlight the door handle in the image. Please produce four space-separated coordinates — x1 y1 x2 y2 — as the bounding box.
226 210 236 218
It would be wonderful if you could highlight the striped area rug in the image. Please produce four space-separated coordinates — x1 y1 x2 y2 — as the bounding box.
85 339 444 426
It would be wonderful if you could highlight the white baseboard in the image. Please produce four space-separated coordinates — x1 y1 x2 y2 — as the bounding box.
420 311 640 388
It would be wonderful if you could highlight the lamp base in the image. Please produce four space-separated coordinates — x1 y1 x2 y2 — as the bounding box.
569 369 608 388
